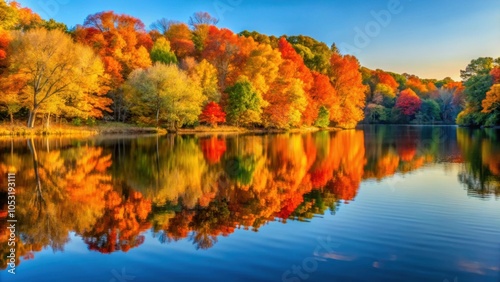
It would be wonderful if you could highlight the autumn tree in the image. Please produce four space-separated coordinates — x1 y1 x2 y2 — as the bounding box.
0 74 24 125
482 84 500 113
0 1 45 31
481 84 500 126
202 26 245 92
0 27 8 60
76 11 152 83
8 28 105 127
329 52 366 128
190 59 220 103
125 63 205 129
395 88 422 119
164 22 195 59
300 72 337 126
242 39 281 98
372 83 396 107
262 37 311 128
75 11 153 121
406 75 428 97
199 102 226 127
490 67 500 84
375 69 399 93
0 27 21 124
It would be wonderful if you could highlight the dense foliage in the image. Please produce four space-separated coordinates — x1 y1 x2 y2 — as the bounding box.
0 1 498 129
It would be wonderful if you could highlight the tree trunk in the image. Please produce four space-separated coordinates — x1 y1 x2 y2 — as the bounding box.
156 108 160 128
46 112 51 128
28 109 38 128
9 113 13 126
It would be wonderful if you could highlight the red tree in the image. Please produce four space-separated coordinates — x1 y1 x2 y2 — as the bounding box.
0 29 9 61
395 88 422 116
199 102 226 127
490 67 500 84
202 26 246 92
303 71 337 125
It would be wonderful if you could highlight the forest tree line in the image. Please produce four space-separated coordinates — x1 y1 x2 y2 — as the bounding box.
0 1 499 129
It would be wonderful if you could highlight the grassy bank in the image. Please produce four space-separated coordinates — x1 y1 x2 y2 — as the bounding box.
0 122 342 137
0 122 166 137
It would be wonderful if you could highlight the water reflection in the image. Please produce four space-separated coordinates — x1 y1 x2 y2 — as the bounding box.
0 126 499 270
457 128 500 197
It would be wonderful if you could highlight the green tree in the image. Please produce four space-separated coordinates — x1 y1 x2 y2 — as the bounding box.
457 57 500 126
457 74 492 126
41 18 67 31
314 106 330 128
460 57 496 81
225 77 263 127
365 103 389 123
150 37 177 65
286 35 332 74
416 99 441 123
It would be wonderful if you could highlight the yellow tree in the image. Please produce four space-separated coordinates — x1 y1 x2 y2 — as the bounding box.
8 28 104 127
242 41 282 98
125 63 205 129
190 59 220 103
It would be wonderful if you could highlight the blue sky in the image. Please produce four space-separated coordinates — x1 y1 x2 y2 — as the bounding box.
17 0 500 80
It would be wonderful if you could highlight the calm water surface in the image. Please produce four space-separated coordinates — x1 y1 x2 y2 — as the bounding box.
0 125 499 282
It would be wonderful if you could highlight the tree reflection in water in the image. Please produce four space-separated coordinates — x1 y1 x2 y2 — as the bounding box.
0 126 498 269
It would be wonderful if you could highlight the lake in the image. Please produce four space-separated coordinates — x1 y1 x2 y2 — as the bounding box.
0 125 499 282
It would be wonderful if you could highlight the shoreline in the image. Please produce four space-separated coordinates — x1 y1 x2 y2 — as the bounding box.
0 124 342 138
2 123 495 138
0 124 166 137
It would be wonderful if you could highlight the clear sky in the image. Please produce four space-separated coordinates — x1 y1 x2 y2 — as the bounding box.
17 0 500 80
